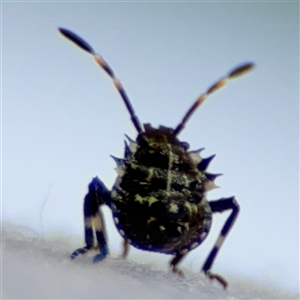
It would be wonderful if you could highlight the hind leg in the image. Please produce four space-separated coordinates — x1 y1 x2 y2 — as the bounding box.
70 177 111 262
202 196 240 289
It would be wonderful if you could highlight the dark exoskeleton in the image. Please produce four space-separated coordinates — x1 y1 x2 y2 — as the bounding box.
59 27 254 289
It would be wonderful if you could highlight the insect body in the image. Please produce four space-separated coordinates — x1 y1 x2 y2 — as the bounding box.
59 28 254 289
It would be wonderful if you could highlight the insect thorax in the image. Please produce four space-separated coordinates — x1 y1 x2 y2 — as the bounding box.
110 124 212 254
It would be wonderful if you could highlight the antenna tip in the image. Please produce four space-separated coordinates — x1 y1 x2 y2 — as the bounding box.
229 62 255 78
58 27 95 54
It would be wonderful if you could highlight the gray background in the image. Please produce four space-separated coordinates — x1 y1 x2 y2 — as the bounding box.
2 1 299 293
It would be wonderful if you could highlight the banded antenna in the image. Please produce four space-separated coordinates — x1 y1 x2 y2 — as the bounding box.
174 62 254 136
58 28 143 134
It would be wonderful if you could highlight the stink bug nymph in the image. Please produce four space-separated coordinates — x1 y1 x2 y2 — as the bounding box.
59 27 254 289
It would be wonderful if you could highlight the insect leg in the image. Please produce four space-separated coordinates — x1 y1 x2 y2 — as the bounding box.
121 239 130 258
202 196 240 289
170 253 186 276
70 177 111 263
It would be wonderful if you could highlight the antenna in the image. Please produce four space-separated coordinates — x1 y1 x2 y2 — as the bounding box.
58 28 143 134
174 62 255 136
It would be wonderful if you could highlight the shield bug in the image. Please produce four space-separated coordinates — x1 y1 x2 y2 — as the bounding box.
59 27 254 289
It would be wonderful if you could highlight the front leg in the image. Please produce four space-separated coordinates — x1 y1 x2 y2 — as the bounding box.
202 196 240 289
70 176 111 262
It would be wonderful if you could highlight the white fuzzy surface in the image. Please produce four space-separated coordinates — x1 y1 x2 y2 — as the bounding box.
2 224 298 299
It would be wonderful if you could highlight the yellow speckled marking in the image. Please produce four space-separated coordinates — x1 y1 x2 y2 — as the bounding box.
166 143 173 192
147 196 158 206
145 168 154 181
169 203 179 213
134 194 144 203
147 216 157 224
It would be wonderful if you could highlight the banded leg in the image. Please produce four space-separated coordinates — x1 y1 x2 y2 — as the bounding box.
70 177 111 263
202 196 240 289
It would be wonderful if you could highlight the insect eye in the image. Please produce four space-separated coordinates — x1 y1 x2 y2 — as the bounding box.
180 142 190 150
